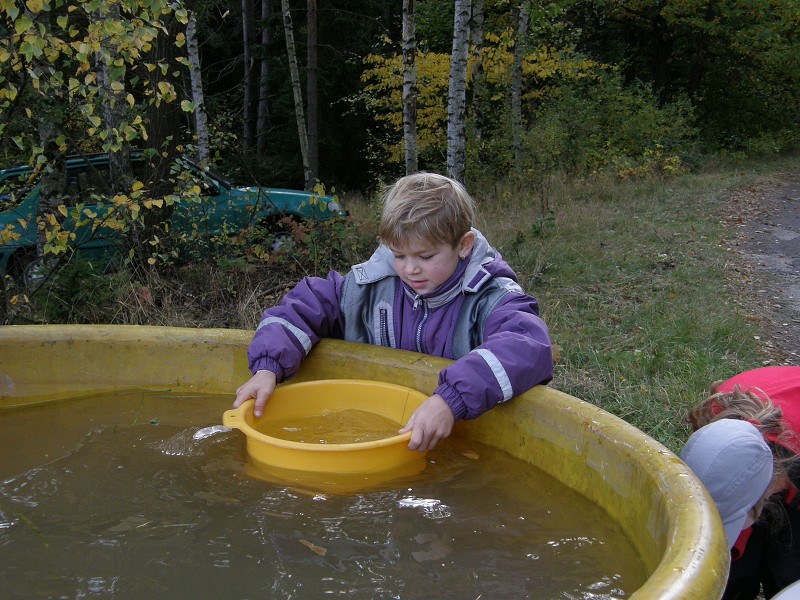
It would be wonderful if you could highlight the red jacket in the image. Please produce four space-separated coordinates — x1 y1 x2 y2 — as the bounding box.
719 366 800 453
720 366 800 556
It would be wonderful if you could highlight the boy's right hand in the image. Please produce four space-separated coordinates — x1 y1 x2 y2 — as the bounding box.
234 370 278 418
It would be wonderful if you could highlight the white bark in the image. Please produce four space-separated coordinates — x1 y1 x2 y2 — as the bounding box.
257 0 271 154
281 0 311 189
306 0 318 187
512 3 530 171
470 0 485 149
242 0 255 149
187 10 210 166
402 0 418 175
446 0 471 183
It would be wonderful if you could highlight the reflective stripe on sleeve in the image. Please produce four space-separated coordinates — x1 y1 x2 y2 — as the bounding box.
473 348 513 401
256 316 313 355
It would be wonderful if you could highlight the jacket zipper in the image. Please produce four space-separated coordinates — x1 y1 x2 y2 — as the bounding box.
414 297 429 353
379 307 389 347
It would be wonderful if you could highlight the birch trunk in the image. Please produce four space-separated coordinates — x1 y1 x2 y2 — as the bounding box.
446 0 470 184
511 3 530 172
257 0 272 154
306 0 319 187
402 0 418 175
470 0 485 154
187 10 210 166
241 0 256 150
281 0 311 189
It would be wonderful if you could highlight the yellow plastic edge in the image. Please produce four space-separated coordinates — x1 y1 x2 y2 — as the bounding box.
0 325 729 599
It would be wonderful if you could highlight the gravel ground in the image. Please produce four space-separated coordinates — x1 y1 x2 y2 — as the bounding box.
725 172 800 364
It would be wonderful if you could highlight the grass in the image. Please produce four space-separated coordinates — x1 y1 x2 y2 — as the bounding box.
470 159 798 452
6 155 798 453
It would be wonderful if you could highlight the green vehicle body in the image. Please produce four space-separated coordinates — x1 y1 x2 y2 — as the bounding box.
0 153 345 276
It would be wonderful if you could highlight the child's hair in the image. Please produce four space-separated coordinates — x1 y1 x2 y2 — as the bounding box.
687 383 785 435
686 383 799 524
379 172 475 249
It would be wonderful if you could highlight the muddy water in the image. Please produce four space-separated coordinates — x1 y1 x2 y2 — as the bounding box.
259 409 403 444
0 390 647 599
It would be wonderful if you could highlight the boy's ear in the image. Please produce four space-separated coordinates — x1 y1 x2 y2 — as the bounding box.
458 230 475 259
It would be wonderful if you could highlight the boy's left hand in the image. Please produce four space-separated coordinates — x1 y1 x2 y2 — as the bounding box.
400 394 455 452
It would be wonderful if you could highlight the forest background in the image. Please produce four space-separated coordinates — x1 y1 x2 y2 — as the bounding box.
1 0 798 452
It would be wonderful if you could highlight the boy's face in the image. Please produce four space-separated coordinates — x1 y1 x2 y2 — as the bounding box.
389 232 475 295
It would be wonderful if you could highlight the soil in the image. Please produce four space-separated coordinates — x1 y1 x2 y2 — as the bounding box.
724 171 800 365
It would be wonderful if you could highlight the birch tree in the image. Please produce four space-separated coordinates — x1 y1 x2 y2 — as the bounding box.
241 0 256 150
280 0 311 189
446 0 470 183
306 0 318 185
256 0 272 154
470 0 485 156
402 0 418 175
186 9 210 166
511 2 529 172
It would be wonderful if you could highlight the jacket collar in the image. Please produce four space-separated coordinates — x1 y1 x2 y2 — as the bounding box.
350 228 497 296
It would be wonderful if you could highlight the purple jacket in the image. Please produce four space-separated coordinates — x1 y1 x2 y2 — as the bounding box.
247 229 553 420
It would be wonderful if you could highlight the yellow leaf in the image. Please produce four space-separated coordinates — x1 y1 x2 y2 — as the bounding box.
147 257 156 265
132 181 144 191
111 81 125 92
57 205 68 217
25 0 43 14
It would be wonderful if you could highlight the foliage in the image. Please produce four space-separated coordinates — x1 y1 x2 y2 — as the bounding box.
357 31 611 176
4 208 375 327
519 71 698 179
566 0 800 151
0 0 188 157
0 0 198 281
358 29 697 181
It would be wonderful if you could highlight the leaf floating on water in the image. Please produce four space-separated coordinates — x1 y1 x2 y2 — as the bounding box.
150 417 160 425
299 539 327 556
461 449 480 460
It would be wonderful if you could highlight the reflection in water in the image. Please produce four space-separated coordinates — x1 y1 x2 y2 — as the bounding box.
0 390 647 599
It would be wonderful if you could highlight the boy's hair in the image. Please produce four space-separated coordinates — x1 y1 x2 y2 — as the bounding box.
379 172 475 249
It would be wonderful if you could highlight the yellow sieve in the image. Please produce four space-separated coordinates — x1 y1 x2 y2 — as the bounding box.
223 379 429 488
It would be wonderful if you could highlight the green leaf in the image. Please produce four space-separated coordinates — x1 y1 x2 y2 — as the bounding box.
180 100 195 112
15 15 33 35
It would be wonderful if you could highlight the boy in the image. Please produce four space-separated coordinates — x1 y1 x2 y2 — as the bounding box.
234 172 553 452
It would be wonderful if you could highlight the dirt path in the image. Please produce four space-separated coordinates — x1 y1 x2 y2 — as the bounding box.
726 172 800 364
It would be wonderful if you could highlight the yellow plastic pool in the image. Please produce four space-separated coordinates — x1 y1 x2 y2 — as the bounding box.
0 324 729 598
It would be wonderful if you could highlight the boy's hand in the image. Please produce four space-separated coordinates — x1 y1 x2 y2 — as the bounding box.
234 370 278 417
400 394 455 452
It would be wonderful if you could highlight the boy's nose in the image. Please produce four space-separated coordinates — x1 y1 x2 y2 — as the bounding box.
404 260 421 275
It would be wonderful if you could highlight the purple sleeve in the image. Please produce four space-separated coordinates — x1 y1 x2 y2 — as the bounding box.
246 270 346 381
434 293 553 420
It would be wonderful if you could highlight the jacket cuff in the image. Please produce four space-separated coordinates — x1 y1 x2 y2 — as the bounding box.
251 357 284 381
435 383 468 421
